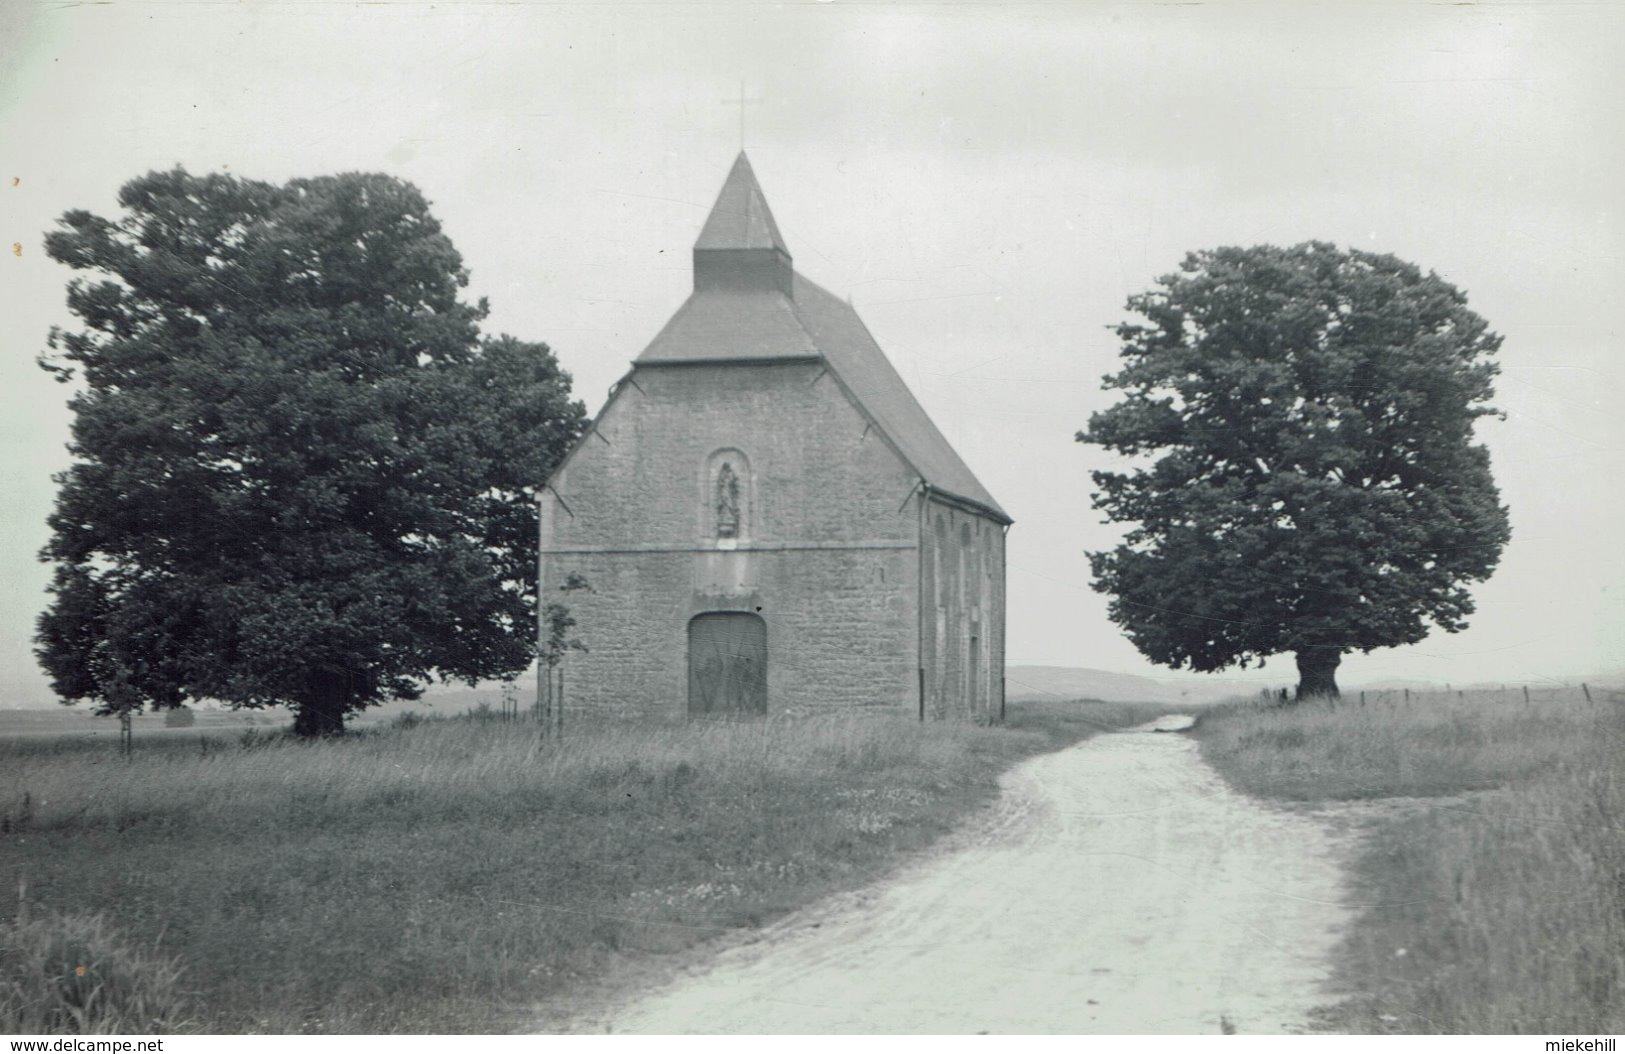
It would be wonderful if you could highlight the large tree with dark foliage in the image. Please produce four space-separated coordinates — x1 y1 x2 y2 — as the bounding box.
1079 243 1510 698
36 169 584 734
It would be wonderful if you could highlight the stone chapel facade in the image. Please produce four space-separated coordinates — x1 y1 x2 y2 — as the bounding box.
538 154 1010 721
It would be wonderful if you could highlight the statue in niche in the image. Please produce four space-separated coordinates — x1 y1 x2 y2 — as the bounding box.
716 462 741 538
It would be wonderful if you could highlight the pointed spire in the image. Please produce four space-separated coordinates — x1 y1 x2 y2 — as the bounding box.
696 153 789 253
693 153 794 295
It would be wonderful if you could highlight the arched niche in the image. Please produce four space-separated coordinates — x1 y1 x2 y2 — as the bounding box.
703 448 753 545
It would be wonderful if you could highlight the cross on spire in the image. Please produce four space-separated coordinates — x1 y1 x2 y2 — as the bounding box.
722 80 763 150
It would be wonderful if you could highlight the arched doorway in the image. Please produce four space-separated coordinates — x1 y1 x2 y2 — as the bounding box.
687 612 768 717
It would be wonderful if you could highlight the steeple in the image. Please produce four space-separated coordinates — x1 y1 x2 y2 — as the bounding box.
693 153 794 296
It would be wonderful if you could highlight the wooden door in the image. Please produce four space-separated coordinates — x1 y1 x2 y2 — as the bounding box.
688 612 768 717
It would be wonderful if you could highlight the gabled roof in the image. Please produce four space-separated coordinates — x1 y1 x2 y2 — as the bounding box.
634 155 1009 523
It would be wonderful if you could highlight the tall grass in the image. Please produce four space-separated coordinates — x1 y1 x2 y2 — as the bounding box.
1 699 1162 1033
1194 686 1624 1033
1 906 190 1033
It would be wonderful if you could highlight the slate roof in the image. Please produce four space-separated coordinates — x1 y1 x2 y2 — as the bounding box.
635 153 1008 523
693 154 788 253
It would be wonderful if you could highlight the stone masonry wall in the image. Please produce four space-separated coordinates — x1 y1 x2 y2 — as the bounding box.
539 359 923 721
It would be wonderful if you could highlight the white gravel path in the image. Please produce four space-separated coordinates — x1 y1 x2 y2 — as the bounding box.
604 715 1352 1034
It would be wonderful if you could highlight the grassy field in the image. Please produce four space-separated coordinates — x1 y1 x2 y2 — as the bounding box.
1 698 1168 1034
0 691 503 742
1193 685 1624 1034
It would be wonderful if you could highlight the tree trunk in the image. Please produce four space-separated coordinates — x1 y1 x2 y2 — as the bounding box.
1294 649 1342 701
293 669 351 737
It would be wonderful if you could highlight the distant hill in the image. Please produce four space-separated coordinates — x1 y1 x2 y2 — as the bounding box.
1003 665 1260 705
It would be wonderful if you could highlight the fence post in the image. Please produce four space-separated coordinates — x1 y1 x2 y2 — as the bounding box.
1523 685 1530 704
1583 682 1592 703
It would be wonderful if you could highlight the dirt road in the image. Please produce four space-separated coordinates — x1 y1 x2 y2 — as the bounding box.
603 715 1351 1034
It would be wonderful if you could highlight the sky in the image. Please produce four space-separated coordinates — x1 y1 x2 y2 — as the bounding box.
1 0 1620 705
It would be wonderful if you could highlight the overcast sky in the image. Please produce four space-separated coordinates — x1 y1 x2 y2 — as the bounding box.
1 0 1620 705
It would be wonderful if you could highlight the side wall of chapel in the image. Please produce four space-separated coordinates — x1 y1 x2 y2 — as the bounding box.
539 359 922 721
919 497 1006 722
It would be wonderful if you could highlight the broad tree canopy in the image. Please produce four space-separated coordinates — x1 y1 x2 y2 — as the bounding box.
36 169 585 733
1079 242 1510 698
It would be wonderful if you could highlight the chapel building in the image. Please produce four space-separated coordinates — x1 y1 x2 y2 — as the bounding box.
539 154 1010 721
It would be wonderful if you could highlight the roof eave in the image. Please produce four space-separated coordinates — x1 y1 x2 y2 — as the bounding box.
632 354 822 369
540 366 639 495
812 354 1011 525
922 483 1014 526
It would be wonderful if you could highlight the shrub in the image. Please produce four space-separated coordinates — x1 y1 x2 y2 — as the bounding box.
163 707 196 728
